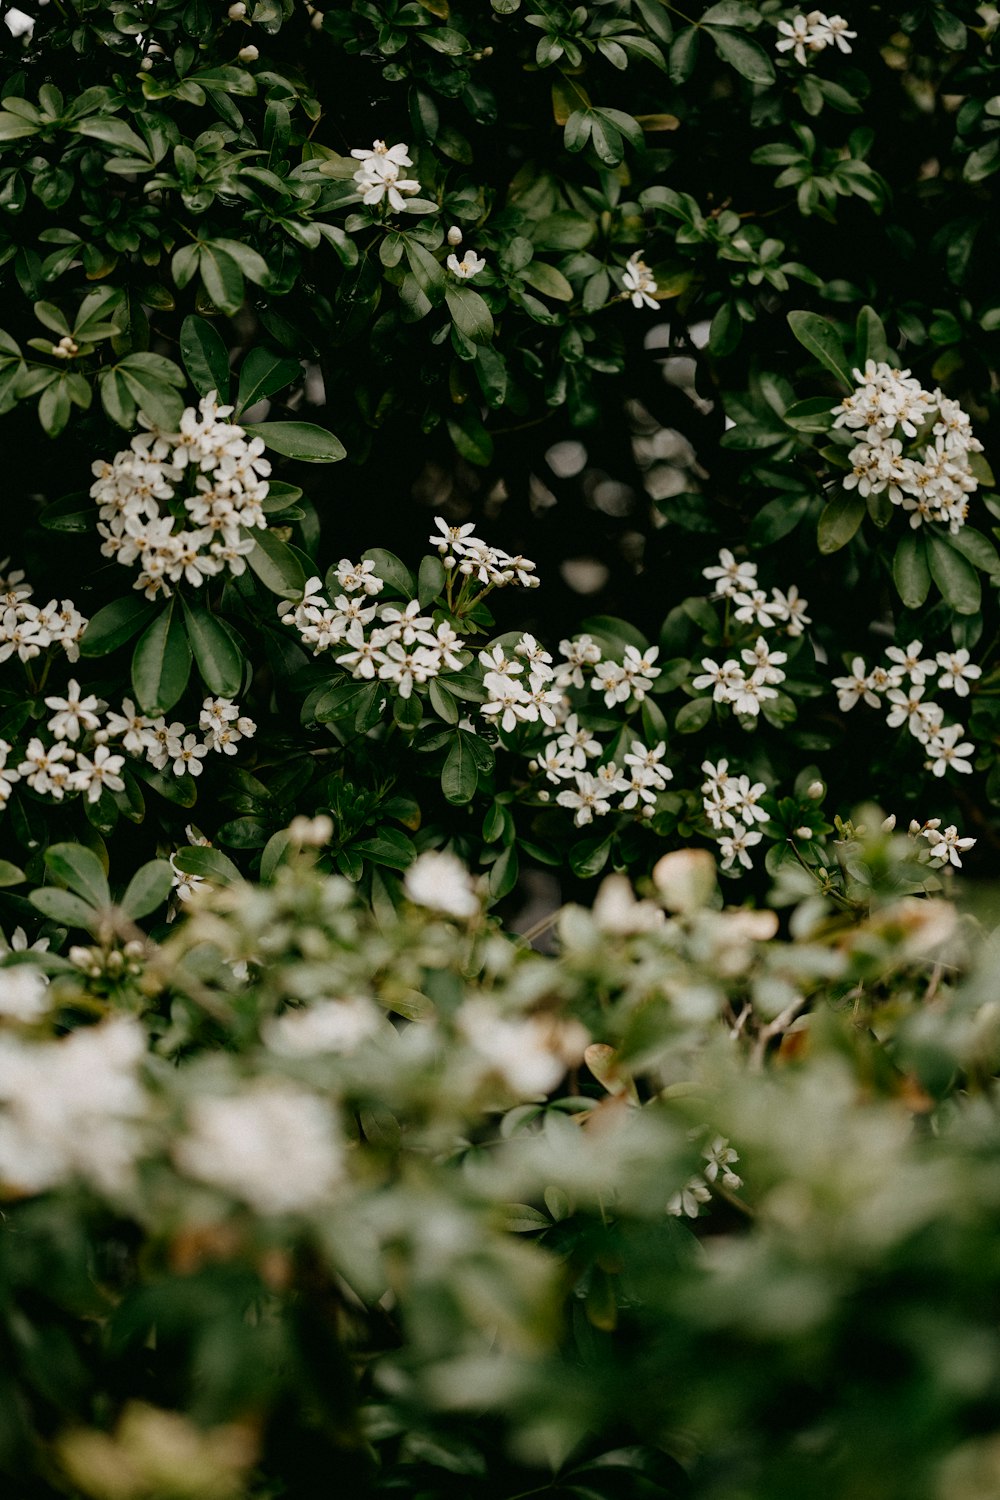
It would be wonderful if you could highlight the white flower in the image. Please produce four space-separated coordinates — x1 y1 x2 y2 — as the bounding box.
458 1000 587 1098
0 966 49 1022
924 824 976 869
936 649 981 697
447 250 486 280
556 713 602 770
44 679 104 741
885 640 937 685
768 585 811 636
667 1175 712 1219
926 723 975 777
352 143 422 213
622 253 658 310
263 997 383 1056
404 850 480 920
173 1084 344 1215
105 699 154 756
69 745 125 802
718 823 762 871
0 1018 146 1196
832 657 879 711
702 1136 743 1189
171 734 209 778
732 589 777 629
703 548 757 598
556 771 615 827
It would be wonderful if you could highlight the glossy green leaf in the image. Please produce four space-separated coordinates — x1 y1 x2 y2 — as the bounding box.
131 600 192 716
242 420 346 462
120 861 173 920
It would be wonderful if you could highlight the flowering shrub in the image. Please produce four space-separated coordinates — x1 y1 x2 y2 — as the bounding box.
1 2 1000 1491
1 827 1000 1498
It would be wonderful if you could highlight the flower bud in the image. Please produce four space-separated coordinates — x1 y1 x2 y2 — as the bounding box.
794 826 813 840
446 225 463 246
228 1 247 15
806 780 824 800
881 814 896 831
238 44 259 61
288 814 334 848
140 56 153 71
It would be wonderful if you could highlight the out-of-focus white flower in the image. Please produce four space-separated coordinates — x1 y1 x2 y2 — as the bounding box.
0 966 49 1022
173 1084 344 1215
0 1018 147 1195
458 999 588 1098
264 997 383 1056
404 850 480 919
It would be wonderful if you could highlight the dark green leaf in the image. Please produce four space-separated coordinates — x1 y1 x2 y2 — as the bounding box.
817 492 865 553
242 421 346 462
120 861 173 920
44 843 110 908
181 598 245 697
131 600 193 716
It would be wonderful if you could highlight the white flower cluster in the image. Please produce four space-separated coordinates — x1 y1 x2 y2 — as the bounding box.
172 1083 344 1216
622 252 658 311
350 139 421 213
776 11 856 64
667 1135 743 1218
701 759 769 871
3 694 256 812
832 641 978 777
428 517 540 588
891 815 977 871
693 636 789 721
457 999 589 1100
832 362 984 534
702 549 811 635
0 1017 146 1196
281 524 540 698
91 394 270 599
0 560 88 665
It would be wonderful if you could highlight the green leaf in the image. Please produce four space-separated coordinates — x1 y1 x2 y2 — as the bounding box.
748 494 812 545
198 244 244 315
44 843 110 908
260 829 293 883
180 314 231 399
519 262 574 302
419 553 447 606
180 598 244 697
948 526 1000 576
445 286 494 341
569 834 613 880
245 528 306 599
927 534 982 615
893 532 931 608
0 860 24 888
120 861 173 920
787 310 853 387
705 26 775 86
442 734 478 804
817 492 865 553
854 305 892 368
131 600 193 716
782 397 835 433
235 348 302 415
171 845 243 885
30 888 99 931
352 827 416 871
675 698 712 733
488 843 519 899
242 421 346 462
80 596 157 657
